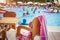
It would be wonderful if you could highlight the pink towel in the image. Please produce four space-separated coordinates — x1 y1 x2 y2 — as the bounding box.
38 15 48 40
17 35 31 40
17 30 31 40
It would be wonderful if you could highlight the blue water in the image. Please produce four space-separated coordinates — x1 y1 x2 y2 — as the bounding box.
4 6 60 26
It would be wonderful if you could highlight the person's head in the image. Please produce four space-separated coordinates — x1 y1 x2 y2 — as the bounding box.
23 19 26 24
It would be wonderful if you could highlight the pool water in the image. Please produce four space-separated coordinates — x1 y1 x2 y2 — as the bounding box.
4 6 60 26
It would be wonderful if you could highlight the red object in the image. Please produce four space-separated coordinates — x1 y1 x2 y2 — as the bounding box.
0 11 6 14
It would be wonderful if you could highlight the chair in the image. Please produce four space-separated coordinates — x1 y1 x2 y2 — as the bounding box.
16 25 32 40
3 11 17 29
16 17 40 40
3 11 16 17
3 11 16 29
16 25 32 36
16 18 40 40
2 11 16 40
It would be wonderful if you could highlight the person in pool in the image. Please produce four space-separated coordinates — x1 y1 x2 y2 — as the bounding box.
20 19 28 25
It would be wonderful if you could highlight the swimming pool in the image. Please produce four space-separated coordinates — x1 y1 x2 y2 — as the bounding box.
4 6 60 26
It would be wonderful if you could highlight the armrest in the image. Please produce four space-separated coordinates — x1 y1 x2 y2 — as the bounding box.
16 25 32 37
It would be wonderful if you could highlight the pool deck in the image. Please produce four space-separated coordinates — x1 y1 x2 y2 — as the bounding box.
47 26 60 32
48 32 60 40
47 26 60 40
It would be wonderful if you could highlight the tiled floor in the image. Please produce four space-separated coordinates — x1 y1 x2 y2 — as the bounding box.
48 32 60 40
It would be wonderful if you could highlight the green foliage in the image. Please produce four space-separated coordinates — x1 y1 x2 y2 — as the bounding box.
18 0 46 3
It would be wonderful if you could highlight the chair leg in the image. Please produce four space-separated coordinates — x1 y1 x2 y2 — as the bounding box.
1 30 6 40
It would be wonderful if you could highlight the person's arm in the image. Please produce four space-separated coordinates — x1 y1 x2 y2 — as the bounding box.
32 17 41 40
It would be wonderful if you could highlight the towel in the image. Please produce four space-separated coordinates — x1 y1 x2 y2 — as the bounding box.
6 28 16 40
38 15 48 40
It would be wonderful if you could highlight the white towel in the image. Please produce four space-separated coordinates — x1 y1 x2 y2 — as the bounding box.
34 36 40 40
6 28 16 40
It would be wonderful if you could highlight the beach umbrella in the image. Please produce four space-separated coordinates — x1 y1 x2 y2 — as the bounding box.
17 1 23 5
27 1 33 5
34 2 39 5
24 2 27 5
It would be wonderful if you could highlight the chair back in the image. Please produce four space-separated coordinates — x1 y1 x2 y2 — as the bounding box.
16 26 32 40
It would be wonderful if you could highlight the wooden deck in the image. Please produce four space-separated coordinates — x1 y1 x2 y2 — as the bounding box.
48 32 60 40
47 26 60 40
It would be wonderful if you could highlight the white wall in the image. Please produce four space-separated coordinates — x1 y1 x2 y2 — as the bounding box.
0 0 6 3
58 0 60 4
54 0 58 3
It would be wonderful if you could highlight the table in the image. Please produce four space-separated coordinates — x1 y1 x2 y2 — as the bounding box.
0 17 21 25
